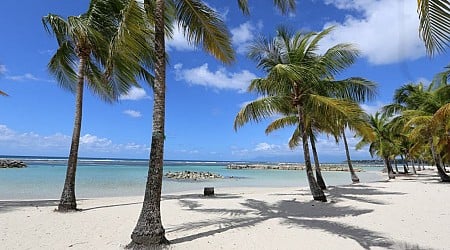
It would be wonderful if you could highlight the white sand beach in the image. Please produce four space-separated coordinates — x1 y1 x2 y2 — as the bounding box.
1 170 449 250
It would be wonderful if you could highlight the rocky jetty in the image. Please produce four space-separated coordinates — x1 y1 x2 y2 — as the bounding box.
227 163 362 172
165 171 223 180
0 159 27 168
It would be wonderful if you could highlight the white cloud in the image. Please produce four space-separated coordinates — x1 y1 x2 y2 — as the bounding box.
166 25 197 51
0 65 6 74
0 124 149 155
254 142 280 152
123 109 142 118
6 73 39 81
321 0 425 65
119 86 149 101
360 101 386 115
174 63 257 92
231 21 263 54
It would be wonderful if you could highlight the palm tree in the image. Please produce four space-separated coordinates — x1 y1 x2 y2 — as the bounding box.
43 0 152 211
357 112 397 179
417 0 450 55
384 81 450 181
235 26 373 201
128 0 241 247
128 1 296 248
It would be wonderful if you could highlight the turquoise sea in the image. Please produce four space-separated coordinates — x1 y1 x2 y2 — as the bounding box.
0 156 384 199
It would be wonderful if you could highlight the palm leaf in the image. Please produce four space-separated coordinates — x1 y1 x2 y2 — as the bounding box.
234 96 287 130
265 115 298 134
175 0 234 64
417 0 450 55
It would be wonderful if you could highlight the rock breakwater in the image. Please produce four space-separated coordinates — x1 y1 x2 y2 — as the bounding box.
227 164 362 172
0 159 27 168
165 171 223 180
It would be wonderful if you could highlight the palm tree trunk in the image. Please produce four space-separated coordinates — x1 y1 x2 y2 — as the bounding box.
400 155 409 174
410 158 417 174
297 105 326 202
384 157 395 179
430 137 450 182
58 55 86 212
309 129 326 190
129 0 170 247
342 131 359 183
393 158 399 174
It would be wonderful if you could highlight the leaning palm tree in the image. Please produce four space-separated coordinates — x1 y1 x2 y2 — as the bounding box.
417 0 450 55
235 26 371 201
43 0 152 211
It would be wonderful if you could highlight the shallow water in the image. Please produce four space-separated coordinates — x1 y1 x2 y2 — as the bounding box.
0 158 383 199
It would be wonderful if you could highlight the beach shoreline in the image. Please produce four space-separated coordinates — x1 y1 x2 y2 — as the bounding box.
1 169 449 249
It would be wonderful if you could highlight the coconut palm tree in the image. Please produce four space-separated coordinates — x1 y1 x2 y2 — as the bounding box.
417 0 450 55
43 0 153 211
235 26 373 201
357 112 397 179
384 80 450 181
128 1 296 248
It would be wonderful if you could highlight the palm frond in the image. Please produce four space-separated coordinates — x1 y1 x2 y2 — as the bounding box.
175 0 234 64
265 115 298 134
288 127 301 149
234 96 287 130
48 41 78 92
417 0 450 55
42 14 69 45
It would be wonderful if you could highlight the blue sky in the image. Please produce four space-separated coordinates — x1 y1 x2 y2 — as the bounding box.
0 0 448 162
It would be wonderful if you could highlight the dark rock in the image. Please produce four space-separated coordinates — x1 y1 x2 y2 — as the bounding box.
0 159 27 168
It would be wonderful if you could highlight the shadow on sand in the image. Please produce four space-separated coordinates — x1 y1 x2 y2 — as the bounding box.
0 199 60 213
167 184 435 250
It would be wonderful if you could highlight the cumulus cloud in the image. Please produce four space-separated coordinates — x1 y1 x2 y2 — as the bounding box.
174 63 257 92
0 65 6 74
231 21 263 54
123 109 142 118
321 0 425 64
254 142 281 152
166 25 197 51
0 124 148 155
6 73 39 81
119 86 149 101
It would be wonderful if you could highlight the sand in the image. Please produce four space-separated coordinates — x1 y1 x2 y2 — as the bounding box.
1 170 449 249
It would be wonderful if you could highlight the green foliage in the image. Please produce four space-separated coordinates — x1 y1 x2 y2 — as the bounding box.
43 0 155 101
417 0 450 55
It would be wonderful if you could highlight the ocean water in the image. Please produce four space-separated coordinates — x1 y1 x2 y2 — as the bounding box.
0 157 384 199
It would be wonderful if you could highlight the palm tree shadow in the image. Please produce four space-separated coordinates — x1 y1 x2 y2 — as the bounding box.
167 186 431 249
327 184 406 205
81 202 142 211
0 199 60 213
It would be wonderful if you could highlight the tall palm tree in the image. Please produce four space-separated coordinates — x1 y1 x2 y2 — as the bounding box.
417 0 450 55
128 1 296 248
128 0 242 247
357 112 397 179
235 26 371 201
43 0 152 211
